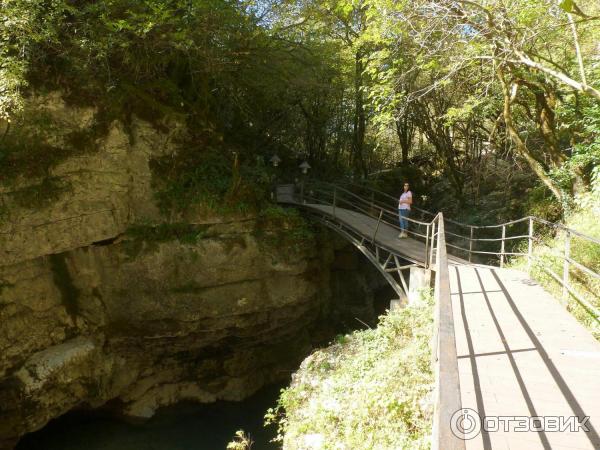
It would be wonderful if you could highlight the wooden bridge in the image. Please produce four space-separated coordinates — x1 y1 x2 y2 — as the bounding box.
276 182 600 450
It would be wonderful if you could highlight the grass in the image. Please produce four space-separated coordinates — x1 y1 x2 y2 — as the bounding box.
266 294 434 450
509 207 600 340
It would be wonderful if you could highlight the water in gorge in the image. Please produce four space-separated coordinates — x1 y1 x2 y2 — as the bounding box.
16 384 283 450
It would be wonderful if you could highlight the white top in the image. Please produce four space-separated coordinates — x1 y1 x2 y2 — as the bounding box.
399 191 412 210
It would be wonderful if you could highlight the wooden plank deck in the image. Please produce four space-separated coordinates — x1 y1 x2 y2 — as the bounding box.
303 203 466 266
451 264 600 450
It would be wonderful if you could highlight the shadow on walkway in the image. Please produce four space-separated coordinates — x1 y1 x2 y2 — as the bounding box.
452 265 600 450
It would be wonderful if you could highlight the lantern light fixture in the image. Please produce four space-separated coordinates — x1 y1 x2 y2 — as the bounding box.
270 154 282 167
299 161 311 174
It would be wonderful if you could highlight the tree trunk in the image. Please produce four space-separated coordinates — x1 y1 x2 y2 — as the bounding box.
497 67 564 203
353 51 367 177
395 111 414 166
534 89 565 167
414 98 465 204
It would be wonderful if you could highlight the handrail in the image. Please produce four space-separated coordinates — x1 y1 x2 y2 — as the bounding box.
336 179 439 219
282 180 600 323
300 191 431 247
532 216 600 246
302 181 438 243
531 255 600 320
431 213 465 449
337 180 469 227
280 182 439 266
302 182 434 244
306 181 433 227
340 179 600 247
340 181 600 308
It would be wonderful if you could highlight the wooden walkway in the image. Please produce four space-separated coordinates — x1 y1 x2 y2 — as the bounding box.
285 194 600 449
304 203 466 265
451 264 600 450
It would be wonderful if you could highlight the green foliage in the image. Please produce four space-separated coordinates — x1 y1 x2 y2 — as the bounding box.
2 0 599 238
2 0 359 189
549 99 600 210
226 430 254 450
559 0 574 13
266 295 434 449
361 0 600 207
442 98 486 127
0 0 74 118
256 206 316 257
523 185 564 223
151 147 272 216
577 166 600 212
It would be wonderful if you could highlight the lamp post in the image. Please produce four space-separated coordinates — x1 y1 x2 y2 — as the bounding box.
270 154 281 167
299 160 311 202
269 154 281 200
299 160 311 174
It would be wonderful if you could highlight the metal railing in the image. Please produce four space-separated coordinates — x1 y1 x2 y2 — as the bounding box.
297 181 438 266
430 216 600 321
330 182 600 322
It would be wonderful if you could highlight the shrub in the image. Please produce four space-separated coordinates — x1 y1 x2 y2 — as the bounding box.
266 295 434 450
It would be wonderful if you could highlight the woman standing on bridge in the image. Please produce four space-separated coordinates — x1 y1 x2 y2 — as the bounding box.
398 182 412 238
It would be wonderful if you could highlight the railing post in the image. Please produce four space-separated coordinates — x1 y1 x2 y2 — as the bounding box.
372 209 383 244
563 231 571 304
429 219 437 269
468 226 474 263
500 225 506 268
333 187 337 218
527 217 534 273
425 223 431 269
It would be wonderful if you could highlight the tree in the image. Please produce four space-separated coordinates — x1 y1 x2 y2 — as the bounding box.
364 0 600 203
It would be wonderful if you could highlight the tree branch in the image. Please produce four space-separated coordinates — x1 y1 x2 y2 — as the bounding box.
513 49 600 100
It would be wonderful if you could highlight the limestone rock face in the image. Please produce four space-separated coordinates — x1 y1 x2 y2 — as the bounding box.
0 92 182 267
0 93 386 449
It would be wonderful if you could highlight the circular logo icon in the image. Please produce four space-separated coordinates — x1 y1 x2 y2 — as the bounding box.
450 408 481 440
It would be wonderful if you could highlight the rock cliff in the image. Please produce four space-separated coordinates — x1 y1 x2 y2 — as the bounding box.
0 93 385 448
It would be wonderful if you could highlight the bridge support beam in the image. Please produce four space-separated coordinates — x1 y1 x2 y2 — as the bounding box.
409 266 431 305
